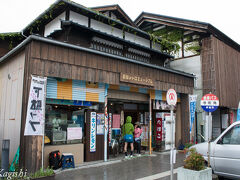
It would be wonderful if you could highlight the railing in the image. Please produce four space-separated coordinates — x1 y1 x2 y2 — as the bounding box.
91 40 150 63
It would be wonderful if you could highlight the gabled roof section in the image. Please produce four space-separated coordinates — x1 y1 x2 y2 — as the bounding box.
91 4 137 27
22 0 147 39
0 35 194 78
135 12 240 52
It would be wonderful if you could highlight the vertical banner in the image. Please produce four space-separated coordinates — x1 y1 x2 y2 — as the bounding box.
230 111 234 124
90 112 97 152
237 102 240 121
104 85 108 161
24 76 46 136
108 113 112 146
156 113 162 143
189 95 197 137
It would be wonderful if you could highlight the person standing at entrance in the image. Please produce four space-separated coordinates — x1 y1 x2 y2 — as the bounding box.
134 122 142 156
122 116 134 158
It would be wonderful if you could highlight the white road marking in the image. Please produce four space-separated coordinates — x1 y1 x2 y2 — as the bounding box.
136 168 178 180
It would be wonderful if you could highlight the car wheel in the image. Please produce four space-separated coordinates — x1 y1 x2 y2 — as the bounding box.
218 176 226 180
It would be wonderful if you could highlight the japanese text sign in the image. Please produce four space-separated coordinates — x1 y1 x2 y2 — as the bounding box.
90 112 97 152
156 113 162 142
201 93 219 112
24 76 46 136
189 95 197 134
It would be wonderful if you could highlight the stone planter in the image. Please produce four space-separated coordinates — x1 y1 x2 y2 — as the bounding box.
177 167 212 180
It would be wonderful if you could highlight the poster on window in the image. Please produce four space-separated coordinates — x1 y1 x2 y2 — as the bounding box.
90 112 97 152
24 76 46 136
67 127 82 140
141 125 149 146
112 114 120 128
97 113 104 135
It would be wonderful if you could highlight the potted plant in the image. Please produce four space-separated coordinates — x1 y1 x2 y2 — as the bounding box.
177 148 212 180
183 142 193 154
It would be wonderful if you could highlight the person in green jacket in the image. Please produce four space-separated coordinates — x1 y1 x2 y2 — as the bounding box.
122 116 134 158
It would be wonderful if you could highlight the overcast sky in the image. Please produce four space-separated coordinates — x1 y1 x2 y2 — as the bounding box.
0 0 239 44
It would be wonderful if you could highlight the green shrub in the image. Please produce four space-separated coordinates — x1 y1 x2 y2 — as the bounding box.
184 143 193 149
29 167 54 179
184 148 205 171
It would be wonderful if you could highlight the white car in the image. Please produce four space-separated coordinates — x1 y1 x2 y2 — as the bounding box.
190 121 240 179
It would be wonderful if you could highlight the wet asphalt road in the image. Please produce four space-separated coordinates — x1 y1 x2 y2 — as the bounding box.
54 152 185 180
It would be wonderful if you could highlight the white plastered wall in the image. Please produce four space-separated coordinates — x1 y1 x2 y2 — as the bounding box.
125 32 150 48
70 11 88 27
170 55 205 142
170 55 202 89
0 51 25 162
44 12 66 37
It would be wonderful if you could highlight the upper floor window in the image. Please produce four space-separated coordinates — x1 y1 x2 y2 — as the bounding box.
90 37 150 63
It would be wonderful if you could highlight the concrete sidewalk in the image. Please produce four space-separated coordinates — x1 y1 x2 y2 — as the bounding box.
54 151 219 180
54 151 183 180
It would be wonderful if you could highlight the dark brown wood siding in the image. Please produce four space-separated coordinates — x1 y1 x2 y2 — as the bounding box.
202 36 240 108
29 40 193 93
180 93 190 144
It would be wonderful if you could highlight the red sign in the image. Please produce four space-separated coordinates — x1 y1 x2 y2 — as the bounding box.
201 93 219 112
156 115 162 142
230 111 234 124
166 89 177 106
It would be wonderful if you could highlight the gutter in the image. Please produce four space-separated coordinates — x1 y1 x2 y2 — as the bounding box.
0 35 195 78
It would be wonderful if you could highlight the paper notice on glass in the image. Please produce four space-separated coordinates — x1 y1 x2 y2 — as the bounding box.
67 127 82 140
112 114 121 128
97 113 104 135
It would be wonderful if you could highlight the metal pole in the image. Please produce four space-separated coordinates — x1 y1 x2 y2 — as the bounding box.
170 106 174 180
207 112 212 167
149 97 152 155
42 77 47 170
1 140 10 175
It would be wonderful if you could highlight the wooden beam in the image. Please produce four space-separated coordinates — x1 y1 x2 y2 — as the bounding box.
142 18 207 33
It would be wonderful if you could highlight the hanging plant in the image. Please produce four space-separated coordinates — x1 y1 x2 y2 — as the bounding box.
185 41 201 55
0 33 24 50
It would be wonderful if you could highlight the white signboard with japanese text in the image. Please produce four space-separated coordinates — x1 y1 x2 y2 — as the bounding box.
90 112 97 152
67 127 82 140
24 76 46 136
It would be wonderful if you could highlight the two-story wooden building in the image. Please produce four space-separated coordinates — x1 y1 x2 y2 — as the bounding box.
135 12 240 141
0 0 195 172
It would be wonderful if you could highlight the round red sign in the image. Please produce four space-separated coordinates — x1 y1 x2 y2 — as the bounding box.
166 89 177 106
201 93 219 112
